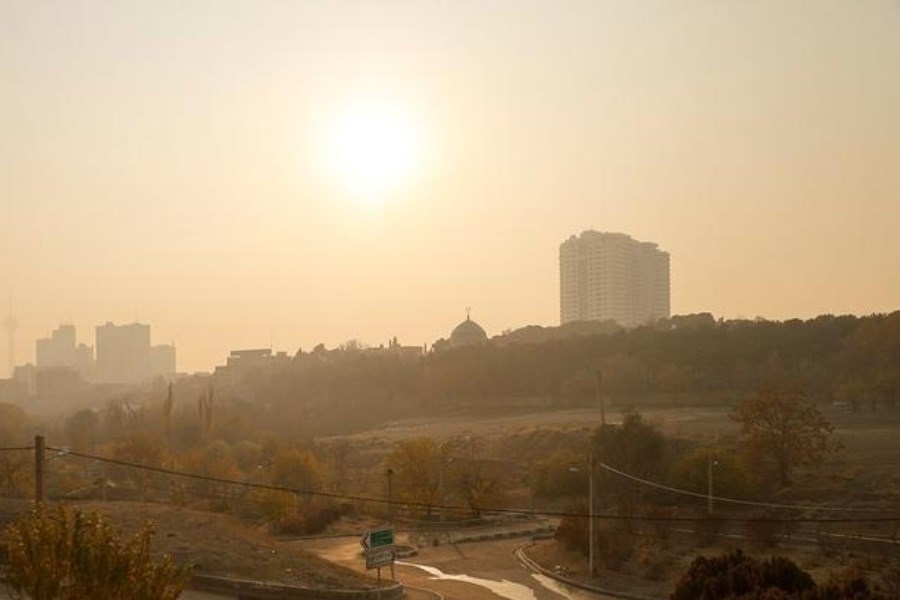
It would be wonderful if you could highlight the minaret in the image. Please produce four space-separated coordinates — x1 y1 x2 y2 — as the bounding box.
4 295 17 377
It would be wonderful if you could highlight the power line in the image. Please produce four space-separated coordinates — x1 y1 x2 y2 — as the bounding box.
0 446 34 452
47 447 900 524
597 461 887 513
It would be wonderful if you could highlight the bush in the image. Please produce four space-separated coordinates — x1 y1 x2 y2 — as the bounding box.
530 449 586 498
555 502 588 554
671 549 886 599
2 505 189 600
255 491 347 535
672 550 812 600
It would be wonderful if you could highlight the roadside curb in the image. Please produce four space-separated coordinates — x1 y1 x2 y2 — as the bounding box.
514 544 660 600
403 584 444 600
192 573 405 600
447 525 555 544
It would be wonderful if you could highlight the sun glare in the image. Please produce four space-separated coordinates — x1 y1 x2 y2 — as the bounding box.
325 104 421 205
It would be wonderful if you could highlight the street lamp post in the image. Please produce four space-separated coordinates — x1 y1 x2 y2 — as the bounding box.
570 456 597 579
707 452 718 516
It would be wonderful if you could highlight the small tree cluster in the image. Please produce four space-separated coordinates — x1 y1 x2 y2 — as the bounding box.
671 549 885 599
3 505 189 600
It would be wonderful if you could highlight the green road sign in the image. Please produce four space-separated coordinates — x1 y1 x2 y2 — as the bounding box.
361 528 394 550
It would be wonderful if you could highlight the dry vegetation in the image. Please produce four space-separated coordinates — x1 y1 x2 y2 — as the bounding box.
0 498 368 590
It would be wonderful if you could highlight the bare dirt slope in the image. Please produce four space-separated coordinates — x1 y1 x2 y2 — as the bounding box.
0 499 368 590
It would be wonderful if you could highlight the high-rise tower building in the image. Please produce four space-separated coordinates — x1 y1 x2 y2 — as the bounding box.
95 322 176 384
96 322 151 384
559 231 670 327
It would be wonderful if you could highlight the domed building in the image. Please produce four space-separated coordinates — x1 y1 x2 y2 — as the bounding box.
431 311 489 352
449 312 488 348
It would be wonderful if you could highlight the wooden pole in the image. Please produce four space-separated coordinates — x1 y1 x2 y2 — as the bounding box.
596 369 605 426
589 454 595 578
386 468 394 525
34 435 45 504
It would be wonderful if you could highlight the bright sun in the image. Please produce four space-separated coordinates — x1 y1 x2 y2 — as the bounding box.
325 103 421 205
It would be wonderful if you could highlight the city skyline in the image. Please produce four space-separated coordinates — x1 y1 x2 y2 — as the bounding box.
3 1 899 372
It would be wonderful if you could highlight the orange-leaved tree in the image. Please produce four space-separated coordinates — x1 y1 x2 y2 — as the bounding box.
730 387 839 486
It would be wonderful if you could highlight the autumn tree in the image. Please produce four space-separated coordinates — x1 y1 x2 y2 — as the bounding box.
730 387 839 486
668 447 757 500
64 409 100 453
3 505 189 600
109 432 165 499
385 437 441 518
592 409 669 513
0 402 31 497
271 447 323 492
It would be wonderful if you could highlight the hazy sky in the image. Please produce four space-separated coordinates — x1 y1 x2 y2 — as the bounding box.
2 1 899 372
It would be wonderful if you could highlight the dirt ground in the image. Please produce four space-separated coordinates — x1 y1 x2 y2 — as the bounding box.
0 499 369 590
5 404 899 597
335 404 900 596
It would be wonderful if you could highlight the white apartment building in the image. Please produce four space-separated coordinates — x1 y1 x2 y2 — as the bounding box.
560 231 670 327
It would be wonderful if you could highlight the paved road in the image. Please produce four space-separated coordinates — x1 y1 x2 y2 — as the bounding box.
298 536 616 600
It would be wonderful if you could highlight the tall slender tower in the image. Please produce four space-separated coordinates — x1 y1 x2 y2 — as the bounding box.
4 295 18 377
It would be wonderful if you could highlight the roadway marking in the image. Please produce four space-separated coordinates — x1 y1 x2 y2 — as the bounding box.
398 561 538 600
531 573 583 599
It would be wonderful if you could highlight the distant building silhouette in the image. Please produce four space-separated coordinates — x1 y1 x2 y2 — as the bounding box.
150 344 176 380
95 322 175 384
560 231 670 327
36 324 94 381
364 337 425 361
214 348 290 385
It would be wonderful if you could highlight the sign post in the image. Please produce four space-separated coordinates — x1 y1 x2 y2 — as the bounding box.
361 527 396 592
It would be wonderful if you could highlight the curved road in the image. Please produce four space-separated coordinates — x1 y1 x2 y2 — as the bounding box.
297 536 616 600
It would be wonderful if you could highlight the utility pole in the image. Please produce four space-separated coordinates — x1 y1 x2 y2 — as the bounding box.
385 468 394 525
596 369 605 426
34 435 45 504
588 454 596 579
707 452 715 516
438 456 444 522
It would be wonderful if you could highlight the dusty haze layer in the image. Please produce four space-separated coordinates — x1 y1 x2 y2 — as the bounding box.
2 1 899 372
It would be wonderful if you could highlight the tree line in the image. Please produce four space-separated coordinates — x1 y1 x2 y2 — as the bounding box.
249 311 900 437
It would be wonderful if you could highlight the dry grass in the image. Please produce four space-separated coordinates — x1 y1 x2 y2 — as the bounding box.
1 499 368 589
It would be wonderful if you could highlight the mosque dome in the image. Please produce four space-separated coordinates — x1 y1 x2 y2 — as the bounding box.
449 313 488 347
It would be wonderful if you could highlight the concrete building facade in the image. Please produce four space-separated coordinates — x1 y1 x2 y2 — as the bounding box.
560 231 670 327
